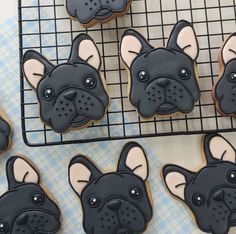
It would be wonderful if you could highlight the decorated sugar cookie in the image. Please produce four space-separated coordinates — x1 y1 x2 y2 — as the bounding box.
0 110 12 153
68 142 153 234
0 156 61 233
163 134 236 234
66 0 133 28
120 20 200 118
22 34 109 133
213 33 236 117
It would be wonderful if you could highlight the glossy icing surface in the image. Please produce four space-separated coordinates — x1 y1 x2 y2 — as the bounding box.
120 20 200 117
163 134 236 234
69 142 153 234
22 34 109 133
0 156 60 234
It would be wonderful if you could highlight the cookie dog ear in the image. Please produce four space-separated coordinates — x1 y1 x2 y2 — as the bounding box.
68 156 102 196
204 133 236 164
167 20 199 61
22 50 54 90
69 34 101 70
6 156 40 189
117 142 149 181
120 29 154 68
221 33 236 65
162 165 195 201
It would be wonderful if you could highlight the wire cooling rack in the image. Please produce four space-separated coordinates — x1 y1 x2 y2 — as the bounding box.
19 0 236 146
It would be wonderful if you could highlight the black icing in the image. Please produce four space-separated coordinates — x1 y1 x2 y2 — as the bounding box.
122 20 200 117
22 34 109 133
69 142 153 234
215 33 236 115
0 117 11 152
163 134 236 234
66 0 131 25
0 156 60 234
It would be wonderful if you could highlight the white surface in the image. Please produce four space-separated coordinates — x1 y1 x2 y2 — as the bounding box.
0 0 16 23
1 1 236 234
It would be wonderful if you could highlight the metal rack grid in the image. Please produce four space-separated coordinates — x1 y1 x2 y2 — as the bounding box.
19 0 236 146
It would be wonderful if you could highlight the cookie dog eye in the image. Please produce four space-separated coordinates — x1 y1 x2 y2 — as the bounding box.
32 193 45 206
88 196 100 208
43 88 54 100
130 186 142 199
227 169 236 183
179 68 191 79
229 73 236 82
84 77 96 89
138 70 150 82
0 223 8 233
192 194 205 207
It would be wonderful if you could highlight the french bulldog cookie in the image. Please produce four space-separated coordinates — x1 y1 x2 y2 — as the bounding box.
0 110 12 153
22 34 109 133
163 134 236 234
68 142 153 234
0 156 61 234
66 0 133 28
120 20 200 118
213 33 236 117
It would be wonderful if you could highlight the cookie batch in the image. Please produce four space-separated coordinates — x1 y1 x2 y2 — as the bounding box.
0 156 61 234
0 112 12 153
213 33 236 117
120 20 200 118
21 17 236 133
69 142 153 234
0 1 235 234
66 0 133 28
163 134 236 234
22 34 109 133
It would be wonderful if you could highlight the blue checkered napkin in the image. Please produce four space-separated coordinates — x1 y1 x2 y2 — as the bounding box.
0 15 198 234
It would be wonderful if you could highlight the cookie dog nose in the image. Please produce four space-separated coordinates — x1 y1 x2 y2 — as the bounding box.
156 78 170 88
64 90 77 101
213 190 224 201
16 214 28 225
107 200 121 211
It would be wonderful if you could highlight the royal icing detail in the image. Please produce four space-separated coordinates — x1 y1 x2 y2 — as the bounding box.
0 116 11 152
0 156 61 234
213 33 236 116
66 0 133 27
68 142 153 234
22 34 109 133
120 20 200 118
163 134 236 234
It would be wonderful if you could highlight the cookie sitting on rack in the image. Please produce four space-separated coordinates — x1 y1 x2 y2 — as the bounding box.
66 0 133 28
0 109 12 153
22 34 109 133
0 156 61 233
163 133 236 234
213 33 236 117
68 142 153 234
120 20 200 118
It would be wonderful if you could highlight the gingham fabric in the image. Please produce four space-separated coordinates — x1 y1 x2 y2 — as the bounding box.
0 16 198 234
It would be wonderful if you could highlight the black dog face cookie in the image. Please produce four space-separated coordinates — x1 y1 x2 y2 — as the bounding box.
66 0 133 28
213 33 236 117
69 142 153 234
163 134 236 234
0 113 12 153
0 156 61 234
120 20 200 118
22 34 109 133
